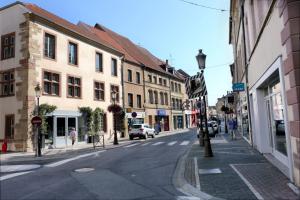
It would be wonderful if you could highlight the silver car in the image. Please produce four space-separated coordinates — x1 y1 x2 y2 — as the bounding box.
129 124 155 140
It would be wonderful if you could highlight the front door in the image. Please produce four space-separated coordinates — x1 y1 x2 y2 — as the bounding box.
67 117 76 146
56 117 66 147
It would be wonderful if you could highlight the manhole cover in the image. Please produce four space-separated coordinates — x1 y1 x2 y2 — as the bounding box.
74 168 94 173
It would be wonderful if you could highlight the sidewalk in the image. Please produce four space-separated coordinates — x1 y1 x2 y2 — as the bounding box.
183 131 300 200
0 128 190 163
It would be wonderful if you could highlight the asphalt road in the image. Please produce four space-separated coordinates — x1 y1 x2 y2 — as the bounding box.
1 130 197 200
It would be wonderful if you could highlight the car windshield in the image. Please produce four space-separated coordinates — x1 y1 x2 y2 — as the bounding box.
132 124 142 129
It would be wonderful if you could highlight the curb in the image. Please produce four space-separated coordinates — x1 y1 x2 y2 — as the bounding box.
172 141 222 200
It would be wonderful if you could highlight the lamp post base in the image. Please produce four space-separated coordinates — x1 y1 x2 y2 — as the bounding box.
199 130 204 146
204 135 213 157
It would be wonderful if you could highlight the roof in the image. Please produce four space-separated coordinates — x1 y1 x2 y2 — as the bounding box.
177 69 191 78
19 2 123 56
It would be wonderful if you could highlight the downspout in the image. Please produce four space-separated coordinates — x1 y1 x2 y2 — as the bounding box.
142 65 146 118
120 56 126 137
241 1 253 146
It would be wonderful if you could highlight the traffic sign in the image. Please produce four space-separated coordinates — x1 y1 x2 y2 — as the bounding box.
131 112 137 118
31 116 42 126
233 83 245 92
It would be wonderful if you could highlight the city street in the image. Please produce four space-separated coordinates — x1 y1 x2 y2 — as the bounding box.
1 130 196 200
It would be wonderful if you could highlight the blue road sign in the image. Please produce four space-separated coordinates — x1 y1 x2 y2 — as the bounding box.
233 83 245 92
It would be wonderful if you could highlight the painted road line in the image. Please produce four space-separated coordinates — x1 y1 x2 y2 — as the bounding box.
45 150 106 168
168 141 177 146
1 164 40 173
152 142 164 146
230 164 264 200
0 171 33 181
124 143 140 148
180 141 190 146
141 142 151 146
194 157 201 190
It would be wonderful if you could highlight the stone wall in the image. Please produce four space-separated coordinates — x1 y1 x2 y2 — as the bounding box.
280 0 300 187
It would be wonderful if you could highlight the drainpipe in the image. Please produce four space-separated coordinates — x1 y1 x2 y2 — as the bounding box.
142 65 146 120
120 56 126 137
241 1 253 146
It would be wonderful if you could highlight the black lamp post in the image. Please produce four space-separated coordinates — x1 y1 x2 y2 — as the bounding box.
196 49 213 157
111 89 119 145
35 83 42 157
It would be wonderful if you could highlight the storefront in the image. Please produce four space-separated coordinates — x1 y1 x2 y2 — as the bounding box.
155 109 169 131
126 112 145 127
45 110 84 148
250 58 291 170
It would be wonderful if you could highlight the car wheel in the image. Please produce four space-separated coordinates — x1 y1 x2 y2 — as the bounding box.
129 136 133 140
152 134 155 138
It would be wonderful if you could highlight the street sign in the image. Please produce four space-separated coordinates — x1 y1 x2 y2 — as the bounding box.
31 116 42 126
131 112 137 118
232 83 245 92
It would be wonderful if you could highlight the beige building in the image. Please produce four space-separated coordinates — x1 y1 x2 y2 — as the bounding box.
230 0 300 187
0 2 123 151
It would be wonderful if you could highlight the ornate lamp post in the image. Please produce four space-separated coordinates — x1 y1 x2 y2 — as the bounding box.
34 83 42 157
111 89 119 145
196 49 213 157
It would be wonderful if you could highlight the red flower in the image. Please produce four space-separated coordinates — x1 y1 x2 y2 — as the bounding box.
107 104 122 113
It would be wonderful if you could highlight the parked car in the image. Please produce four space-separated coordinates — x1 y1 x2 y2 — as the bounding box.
129 124 155 140
197 122 215 137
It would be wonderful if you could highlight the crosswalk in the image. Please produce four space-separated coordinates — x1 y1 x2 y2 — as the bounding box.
123 140 190 148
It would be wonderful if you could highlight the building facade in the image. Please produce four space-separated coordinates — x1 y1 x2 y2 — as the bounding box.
230 0 300 187
0 2 123 151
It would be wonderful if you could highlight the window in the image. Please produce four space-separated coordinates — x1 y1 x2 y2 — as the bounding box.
5 115 14 139
148 75 152 83
137 95 142 108
164 93 168 105
1 33 15 60
43 71 59 96
163 79 167 86
176 99 179 110
111 58 117 76
128 69 132 82
160 92 164 105
68 42 78 65
94 81 104 101
0 71 14 96
67 76 81 98
148 90 153 104
178 84 181 93
171 82 174 92
136 72 141 84
96 52 103 72
110 85 119 102
159 78 162 85
175 83 178 92
154 91 158 104
179 100 182 109
153 76 157 84
128 93 133 107
44 33 55 59
172 98 175 109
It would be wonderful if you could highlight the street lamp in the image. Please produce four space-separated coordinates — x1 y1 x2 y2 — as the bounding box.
34 83 42 157
196 49 213 157
111 89 119 145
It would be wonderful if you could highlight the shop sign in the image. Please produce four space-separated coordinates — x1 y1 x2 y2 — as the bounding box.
157 109 166 116
233 83 245 92
126 112 145 118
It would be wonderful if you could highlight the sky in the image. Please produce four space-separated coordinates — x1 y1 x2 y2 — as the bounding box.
1 0 233 105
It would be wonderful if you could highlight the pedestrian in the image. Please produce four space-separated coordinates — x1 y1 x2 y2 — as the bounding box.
69 127 77 146
232 118 237 140
228 118 234 139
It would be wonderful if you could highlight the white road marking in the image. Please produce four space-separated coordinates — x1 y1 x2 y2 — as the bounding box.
230 164 264 200
168 141 177 146
152 142 164 146
124 143 140 148
176 196 200 200
1 164 40 173
194 157 201 190
141 142 151 146
180 141 190 145
0 171 33 181
45 150 105 167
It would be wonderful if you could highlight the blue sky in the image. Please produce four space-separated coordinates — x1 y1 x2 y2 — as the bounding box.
1 0 233 105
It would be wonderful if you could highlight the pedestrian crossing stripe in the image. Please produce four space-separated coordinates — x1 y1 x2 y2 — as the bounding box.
141 142 151 146
124 143 140 148
168 141 177 146
152 142 164 146
180 141 190 145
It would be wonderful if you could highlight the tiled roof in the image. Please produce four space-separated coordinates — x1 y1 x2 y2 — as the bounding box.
23 3 122 56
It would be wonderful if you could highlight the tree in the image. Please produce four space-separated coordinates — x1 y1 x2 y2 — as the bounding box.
38 104 57 134
93 107 104 135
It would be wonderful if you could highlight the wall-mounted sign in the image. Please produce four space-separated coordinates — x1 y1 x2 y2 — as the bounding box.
233 83 245 92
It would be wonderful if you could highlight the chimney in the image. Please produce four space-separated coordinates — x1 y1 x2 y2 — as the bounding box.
166 59 169 66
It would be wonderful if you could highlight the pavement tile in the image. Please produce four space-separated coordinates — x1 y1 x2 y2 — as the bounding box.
184 133 299 200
